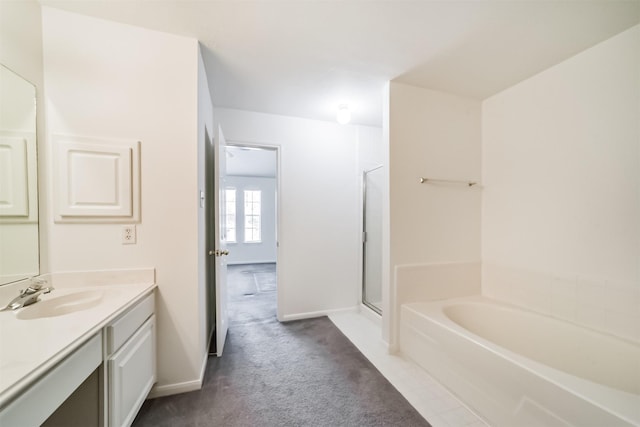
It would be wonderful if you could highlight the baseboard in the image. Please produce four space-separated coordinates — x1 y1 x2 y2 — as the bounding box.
148 378 202 399
227 260 276 266
199 348 209 384
281 306 357 322
148 351 208 399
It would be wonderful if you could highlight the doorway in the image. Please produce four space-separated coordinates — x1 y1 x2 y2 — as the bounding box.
227 263 276 324
224 144 279 324
206 125 231 356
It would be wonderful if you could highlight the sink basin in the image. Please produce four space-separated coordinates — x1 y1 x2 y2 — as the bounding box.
16 290 104 320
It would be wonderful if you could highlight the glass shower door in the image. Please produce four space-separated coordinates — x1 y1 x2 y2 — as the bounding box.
362 166 383 314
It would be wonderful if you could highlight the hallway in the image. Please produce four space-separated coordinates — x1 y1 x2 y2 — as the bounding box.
133 264 428 426
227 263 277 328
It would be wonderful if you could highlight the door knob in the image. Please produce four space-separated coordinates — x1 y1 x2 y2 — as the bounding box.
222 250 229 256
208 250 214 256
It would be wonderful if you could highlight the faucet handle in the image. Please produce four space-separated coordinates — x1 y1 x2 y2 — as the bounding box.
31 277 47 287
30 278 48 290
19 287 37 296
19 278 50 296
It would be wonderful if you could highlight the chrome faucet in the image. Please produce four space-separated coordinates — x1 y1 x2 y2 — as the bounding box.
2 278 54 311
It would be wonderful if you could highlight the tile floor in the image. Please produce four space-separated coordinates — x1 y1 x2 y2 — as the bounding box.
329 311 489 427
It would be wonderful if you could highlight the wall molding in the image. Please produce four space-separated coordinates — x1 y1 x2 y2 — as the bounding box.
52 134 141 223
227 259 276 266
0 136 28 216
147 378 202 399
0 131 37 223
280 306 358 322
148 342 208 399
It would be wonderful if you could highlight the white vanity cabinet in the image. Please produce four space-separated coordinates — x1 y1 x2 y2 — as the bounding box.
0 286 156 427
105 292 156 427
0 333 103 427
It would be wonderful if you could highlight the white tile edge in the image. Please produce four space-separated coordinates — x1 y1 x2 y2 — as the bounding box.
329 311 489 427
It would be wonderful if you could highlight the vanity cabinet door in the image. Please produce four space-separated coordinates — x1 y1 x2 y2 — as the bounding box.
108 315 156 427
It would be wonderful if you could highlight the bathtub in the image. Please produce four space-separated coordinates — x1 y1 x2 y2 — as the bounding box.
400 296 640 426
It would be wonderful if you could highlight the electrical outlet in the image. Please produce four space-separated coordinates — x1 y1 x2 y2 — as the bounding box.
122 225 136 244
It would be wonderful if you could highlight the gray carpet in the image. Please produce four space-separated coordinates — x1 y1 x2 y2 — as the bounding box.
227 264 278 327
133 263 430 427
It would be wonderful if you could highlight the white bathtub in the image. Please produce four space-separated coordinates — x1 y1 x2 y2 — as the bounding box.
400 296 640 426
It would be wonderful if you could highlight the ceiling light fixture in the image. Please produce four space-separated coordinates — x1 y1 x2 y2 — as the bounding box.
336 104 351 125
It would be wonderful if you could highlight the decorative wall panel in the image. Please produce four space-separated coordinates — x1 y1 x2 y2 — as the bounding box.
53 135 140 223
0 136 29 217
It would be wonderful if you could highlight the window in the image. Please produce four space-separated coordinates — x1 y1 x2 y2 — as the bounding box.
244 190 261 243
224 188 236 243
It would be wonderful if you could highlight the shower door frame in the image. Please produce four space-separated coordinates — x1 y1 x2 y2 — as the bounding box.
362 165 383 315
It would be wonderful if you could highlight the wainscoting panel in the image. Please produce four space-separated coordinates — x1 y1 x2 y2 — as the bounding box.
0 136 29 217
53 135 140 223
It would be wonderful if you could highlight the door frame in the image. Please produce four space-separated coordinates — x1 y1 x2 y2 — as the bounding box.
362 165 383 315
225 140 282 322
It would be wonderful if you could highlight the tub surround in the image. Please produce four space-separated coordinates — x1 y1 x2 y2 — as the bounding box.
0 268 156 409
401 296 640 426
482 263 640 343
481 24 640 343
385 82 482 346
395 262 481 305
389 23 639 427
391 261 480 350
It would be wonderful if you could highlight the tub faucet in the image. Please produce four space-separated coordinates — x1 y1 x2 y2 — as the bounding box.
2 278 54 311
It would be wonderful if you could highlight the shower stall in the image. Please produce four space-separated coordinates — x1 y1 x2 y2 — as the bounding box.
362 166 383 314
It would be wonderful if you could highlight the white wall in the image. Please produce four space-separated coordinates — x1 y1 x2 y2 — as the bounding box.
215 108 369 320
0 1 43 88
482 25 640 342
41 7 206 395
225 176 277 265
386 82 482 346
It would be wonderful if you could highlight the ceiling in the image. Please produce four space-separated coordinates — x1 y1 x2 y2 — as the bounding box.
39 1 640 127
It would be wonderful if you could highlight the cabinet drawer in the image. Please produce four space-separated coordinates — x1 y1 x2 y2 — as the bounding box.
106 292 154 354
108 315 156 427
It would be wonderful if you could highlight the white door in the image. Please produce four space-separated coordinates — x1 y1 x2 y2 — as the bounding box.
214 125 229 355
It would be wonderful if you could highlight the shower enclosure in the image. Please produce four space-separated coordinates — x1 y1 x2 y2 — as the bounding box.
362 166 383 314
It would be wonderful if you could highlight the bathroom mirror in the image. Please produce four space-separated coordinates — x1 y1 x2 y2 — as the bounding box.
0 64 39 285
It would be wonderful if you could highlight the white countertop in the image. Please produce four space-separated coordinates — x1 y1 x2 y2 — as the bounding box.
0 269 156 408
